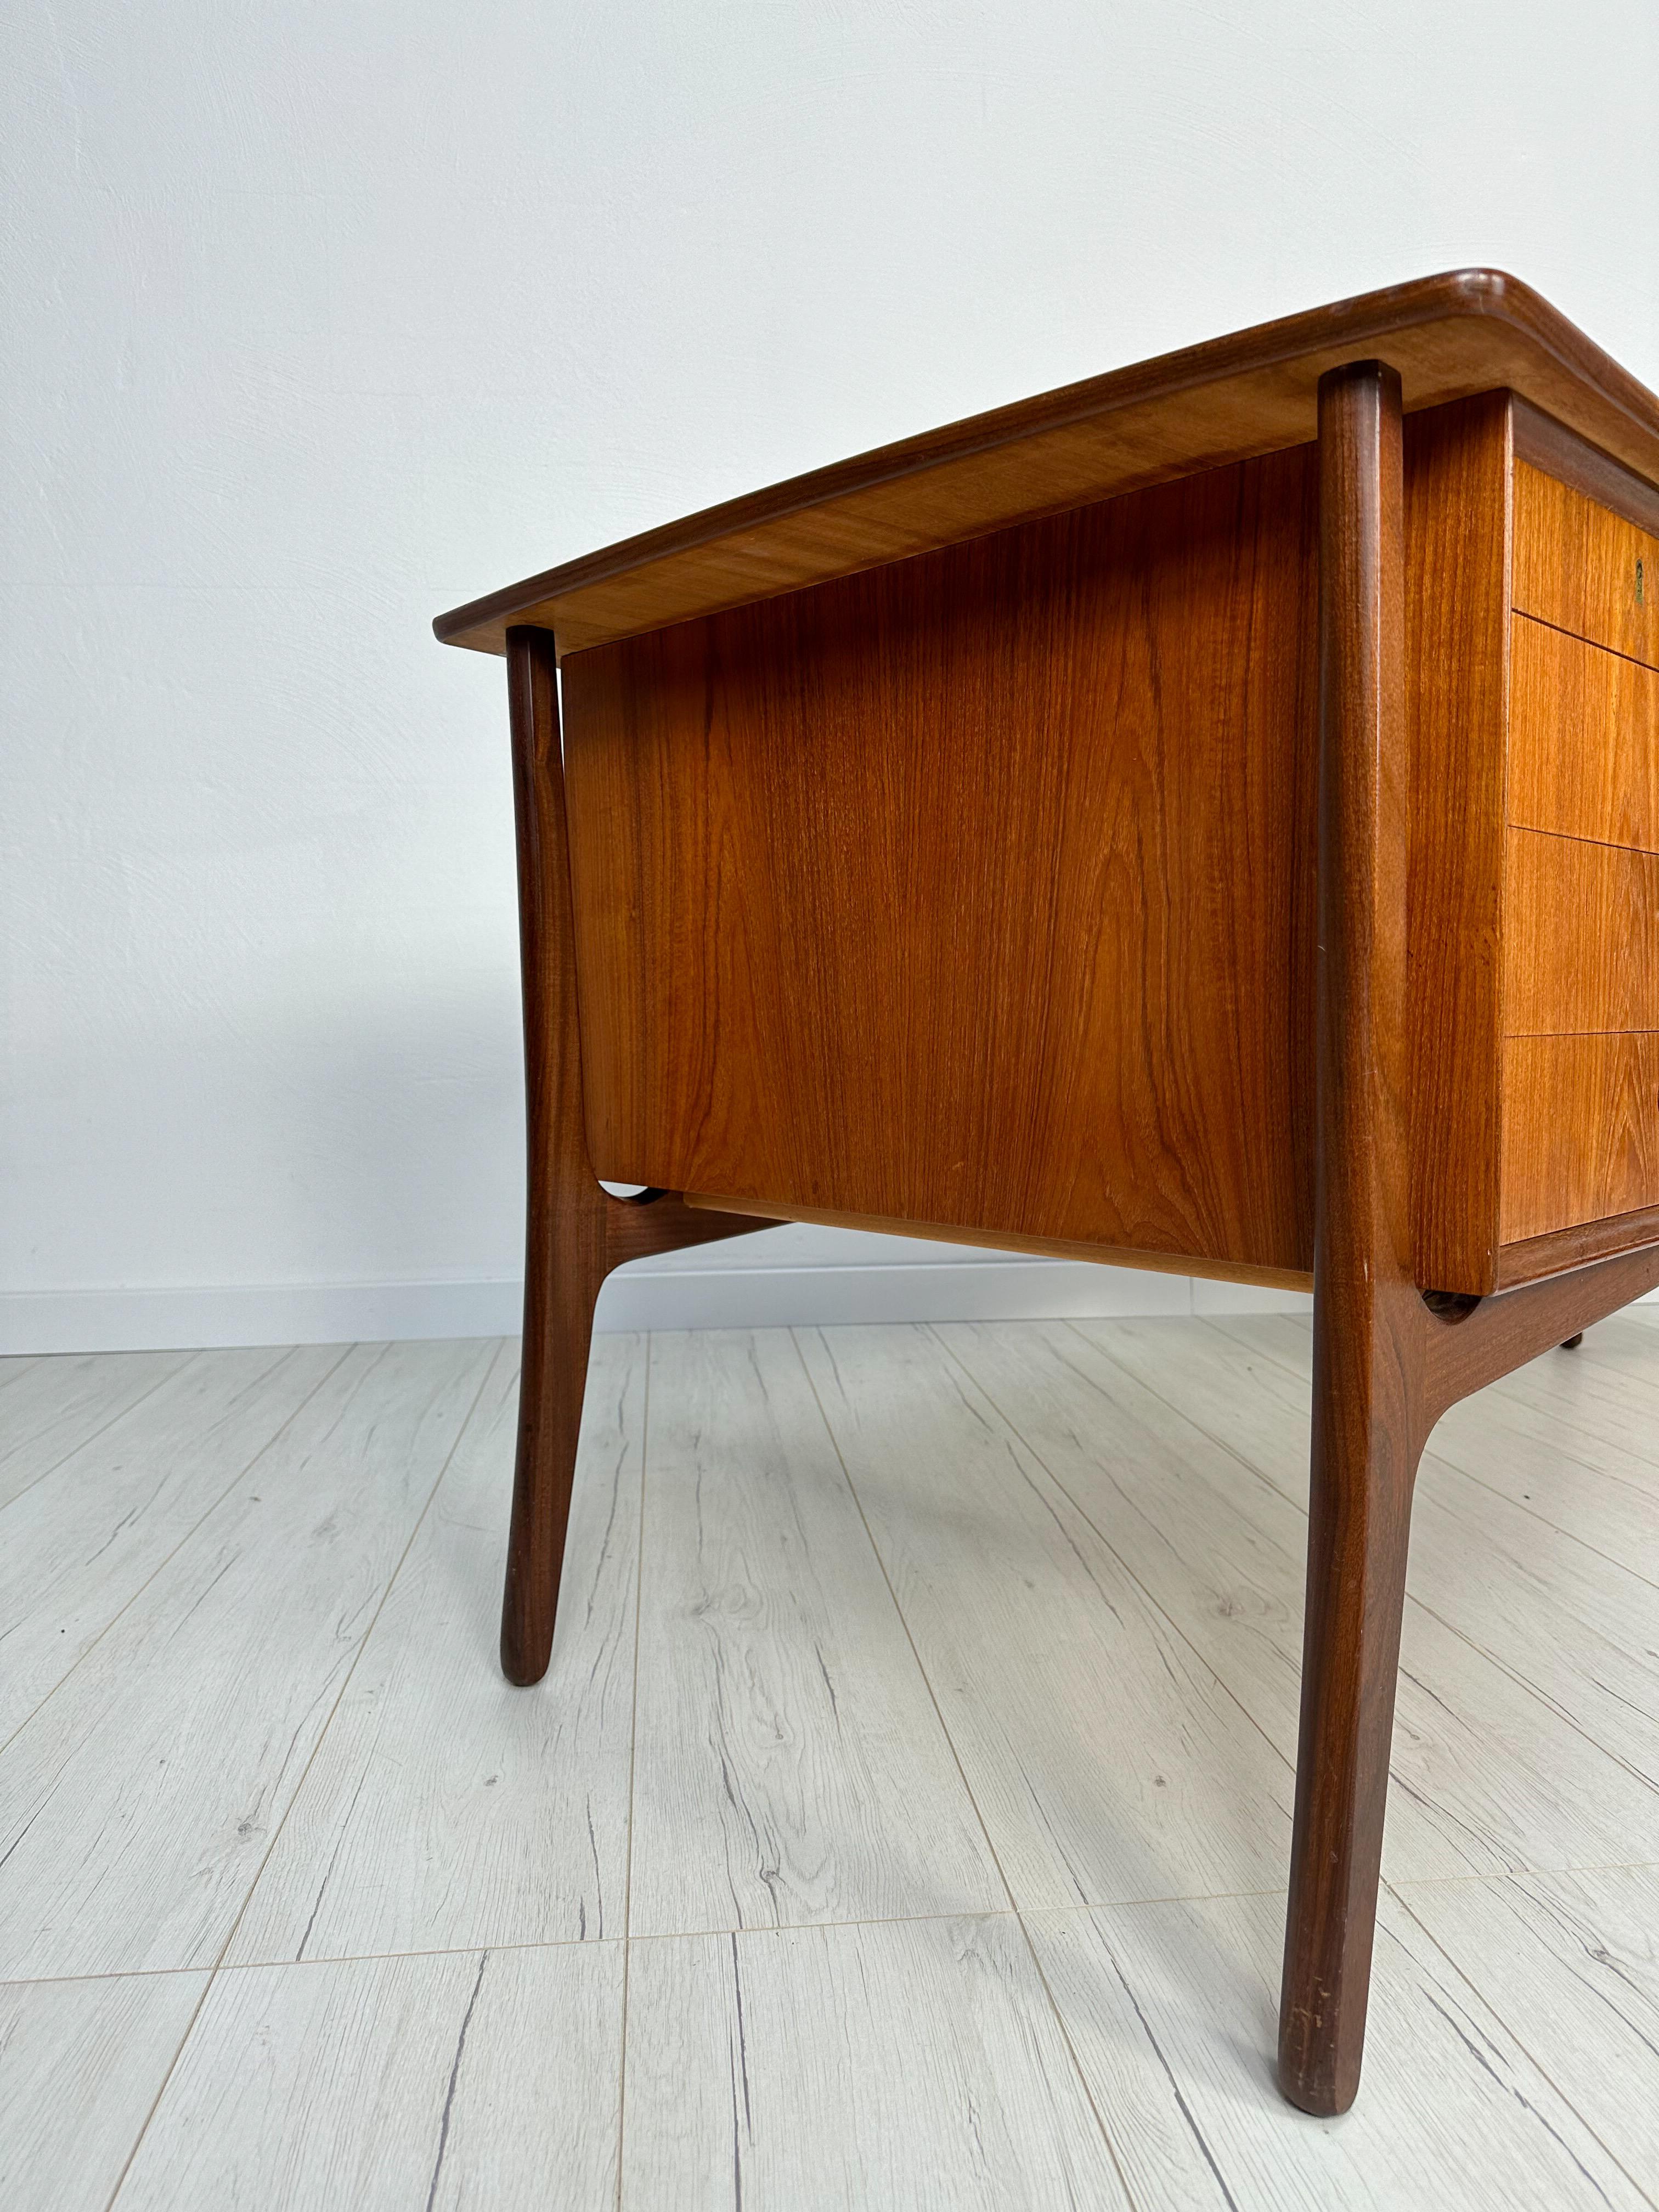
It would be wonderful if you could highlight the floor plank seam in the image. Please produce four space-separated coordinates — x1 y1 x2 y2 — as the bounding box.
1385 1858 1659 1893
789 1324 1148 2210
927 1322 1301 1792
1401 1588 1659 1799
0 1343 357 1763
89 1340 506 2209
613 1334 654 2211
1066 1317 1310 1517
1384 1878 1659 2212
0 1350 198 1518
1069 1318 1659 1818
1425 1454 1659 1594
95 1971 218 2212
788 1327 1020 1921
207 1340 505 1976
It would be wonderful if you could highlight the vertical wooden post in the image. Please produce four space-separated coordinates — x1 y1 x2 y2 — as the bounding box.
1278 362 1425 2115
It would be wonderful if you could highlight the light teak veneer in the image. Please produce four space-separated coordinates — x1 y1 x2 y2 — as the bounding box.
435 274 1659 2117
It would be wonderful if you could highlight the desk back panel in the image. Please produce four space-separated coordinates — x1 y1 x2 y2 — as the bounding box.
562 449 1322 1276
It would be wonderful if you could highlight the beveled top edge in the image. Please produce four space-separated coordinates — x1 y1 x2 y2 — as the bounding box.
435 270 1659 656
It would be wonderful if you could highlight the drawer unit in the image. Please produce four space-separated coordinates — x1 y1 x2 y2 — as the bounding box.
1480 425 1659 1286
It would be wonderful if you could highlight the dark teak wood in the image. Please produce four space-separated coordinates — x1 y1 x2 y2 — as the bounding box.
444 278 1659 2107
501 627 767 1686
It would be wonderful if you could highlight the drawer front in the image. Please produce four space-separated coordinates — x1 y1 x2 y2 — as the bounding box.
1514 460 1657 671
1501 1033 1659 1243
1509 615 1659 852
1504 827 1659 1034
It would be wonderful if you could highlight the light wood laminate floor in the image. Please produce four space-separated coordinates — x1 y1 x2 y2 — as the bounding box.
2 1316 1657 2209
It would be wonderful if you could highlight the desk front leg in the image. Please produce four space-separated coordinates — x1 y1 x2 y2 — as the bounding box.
501 628 766 1685
1279 359 1422 2116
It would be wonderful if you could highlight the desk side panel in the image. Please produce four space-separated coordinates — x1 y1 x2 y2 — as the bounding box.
560 453 1319 1275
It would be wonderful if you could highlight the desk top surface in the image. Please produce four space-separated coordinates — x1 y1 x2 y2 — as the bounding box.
434 269 1659 661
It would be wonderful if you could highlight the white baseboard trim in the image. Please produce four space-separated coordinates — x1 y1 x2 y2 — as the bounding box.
0 1252 1315 1354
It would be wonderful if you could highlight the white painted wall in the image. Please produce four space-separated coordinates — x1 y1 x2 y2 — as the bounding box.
5 2 1656 1351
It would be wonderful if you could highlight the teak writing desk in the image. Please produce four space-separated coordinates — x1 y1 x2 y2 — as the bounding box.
435 272 1659 2114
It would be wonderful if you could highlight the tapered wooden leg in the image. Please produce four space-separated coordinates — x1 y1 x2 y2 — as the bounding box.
1279 360 1422 2115
499 629 772 1686
500 628 611 1686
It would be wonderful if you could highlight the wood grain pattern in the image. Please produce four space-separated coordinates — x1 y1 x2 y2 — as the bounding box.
0 1344 344 1743
795 1323 1296 1908
0 1971 210 2212
0 1338 496 1981
225 1340 637 1965
565 448 1321 1278
1404 392 1512 1294
434 270 1659 658
1501 1032 1659 1240
1508 616 1659 854
117 1945 624 2212
1397 1865 1659 2203
628 1328 1005 1938
1514 461 1659 672
1504 826 1659 1034
623 1915 1128 2210
1029 1890 1649 2212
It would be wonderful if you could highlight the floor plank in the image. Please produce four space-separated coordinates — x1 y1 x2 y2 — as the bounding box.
0 1970 208 2212
797 1325 1295 1910
10 1320 1659 2209
1396 1864 1659 2200
0 1345 347 1744
114 1943 623 2210
1036 1316 1659 1879
0 1337 497 1981
227 1339 638 1963
629 1329 1006 1937
1027 1887 1651 2211
622 1913 1127 2209
0 1350 193 1510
